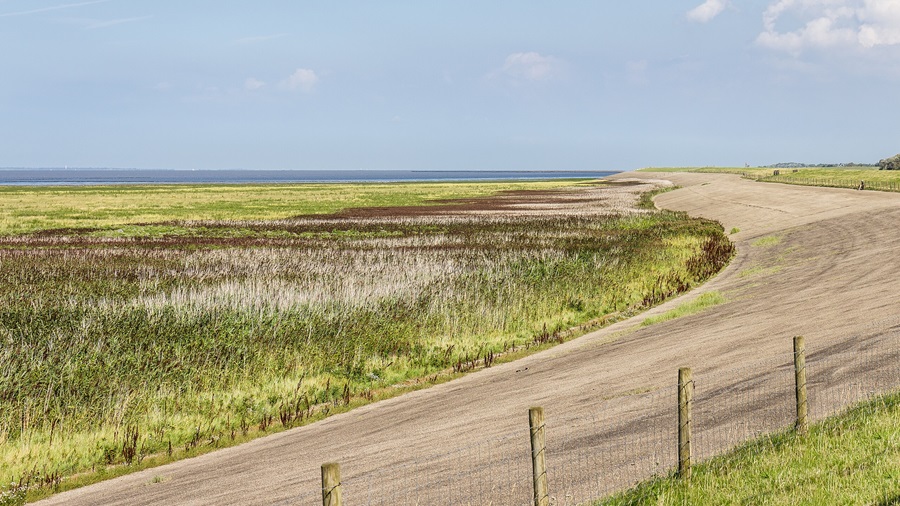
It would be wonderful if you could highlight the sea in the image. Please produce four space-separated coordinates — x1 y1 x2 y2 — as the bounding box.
0 169 618 186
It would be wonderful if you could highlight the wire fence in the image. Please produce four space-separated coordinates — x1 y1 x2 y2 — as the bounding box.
292 325 899 505
341 435 532 505
739 171 900 192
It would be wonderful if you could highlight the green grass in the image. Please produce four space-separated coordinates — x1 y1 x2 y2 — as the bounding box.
0 180 582 235
639 166 900 193
640 291 726 327
729 227 739 235
637 167 772 175
0 181 736 500
758 168 900 192
636 185 679 210
599 390 900 505
751 235 782 247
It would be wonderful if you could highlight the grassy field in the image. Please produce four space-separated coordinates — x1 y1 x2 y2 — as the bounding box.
640 166 900 192
598 390 900 505
640 291 725 327
0 180 579 235
0 179 735 500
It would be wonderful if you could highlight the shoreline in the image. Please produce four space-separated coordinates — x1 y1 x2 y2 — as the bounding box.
0 169 620 187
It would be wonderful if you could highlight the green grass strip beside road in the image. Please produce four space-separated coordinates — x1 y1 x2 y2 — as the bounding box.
640 291 725 327
639 166 900 193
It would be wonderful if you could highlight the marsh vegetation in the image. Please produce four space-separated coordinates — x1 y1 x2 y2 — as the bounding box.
0 179 733 498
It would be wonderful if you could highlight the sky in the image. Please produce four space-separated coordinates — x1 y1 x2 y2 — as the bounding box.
2 0 900 171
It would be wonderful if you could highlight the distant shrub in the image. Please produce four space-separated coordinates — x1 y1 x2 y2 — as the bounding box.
878 153 900 170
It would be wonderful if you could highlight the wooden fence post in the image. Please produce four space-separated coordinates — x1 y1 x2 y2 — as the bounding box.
678 367 693 480
793 336 808 435
529 407 549 506
321 462 342 506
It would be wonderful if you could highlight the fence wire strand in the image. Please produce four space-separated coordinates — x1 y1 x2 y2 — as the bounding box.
294 328 899 505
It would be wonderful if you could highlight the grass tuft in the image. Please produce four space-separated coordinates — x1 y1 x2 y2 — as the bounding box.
751 235 781 247
641 291 726 327
636 186 679 210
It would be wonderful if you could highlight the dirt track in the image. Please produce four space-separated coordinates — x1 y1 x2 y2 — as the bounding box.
35 172 900 505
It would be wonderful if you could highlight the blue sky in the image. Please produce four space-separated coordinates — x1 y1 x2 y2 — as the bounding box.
2 0 900 171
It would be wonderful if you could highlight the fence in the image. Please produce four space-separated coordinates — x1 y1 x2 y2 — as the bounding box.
297 323 899 505
741 172 900 192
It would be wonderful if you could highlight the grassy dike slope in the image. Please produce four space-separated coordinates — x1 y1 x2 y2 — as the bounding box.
641 165 900 192
0 179 734 501
600 391 900 505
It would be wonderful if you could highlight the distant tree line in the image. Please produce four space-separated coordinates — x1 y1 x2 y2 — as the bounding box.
878 154 900 170
764 154 900 170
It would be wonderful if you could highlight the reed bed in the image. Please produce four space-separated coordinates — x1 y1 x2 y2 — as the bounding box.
0 180 733 497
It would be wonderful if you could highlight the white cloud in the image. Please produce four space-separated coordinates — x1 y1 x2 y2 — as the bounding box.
687 0 728 23
757 11 857 54
279 68 319 92
244 78 266 91
498 52 559 82
858 0 900 47
758 0 900 53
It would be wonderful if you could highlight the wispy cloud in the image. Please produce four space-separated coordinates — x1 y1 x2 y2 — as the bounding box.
626 60 650 85
0 0 112 18
687 0 728 23
85 15 151 29
244 78 266 91
235 33 288 45
279 68 319 92
491 52 562 84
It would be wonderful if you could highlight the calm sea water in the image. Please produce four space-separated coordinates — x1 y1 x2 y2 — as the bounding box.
0 169 618 186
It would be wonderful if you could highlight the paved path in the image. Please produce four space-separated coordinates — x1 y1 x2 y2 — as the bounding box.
36 172 900 505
